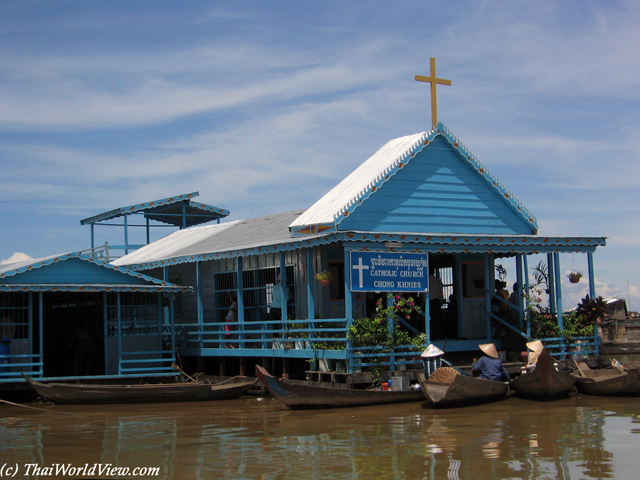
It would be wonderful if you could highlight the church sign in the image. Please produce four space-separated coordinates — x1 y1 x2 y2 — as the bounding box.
349 251 429 292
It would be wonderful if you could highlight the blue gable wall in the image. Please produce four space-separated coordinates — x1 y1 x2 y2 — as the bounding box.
0 258 151 285
338 136 533 235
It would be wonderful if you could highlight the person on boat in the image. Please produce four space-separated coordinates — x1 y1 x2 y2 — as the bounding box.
472 343 510 382
421 343 445 379
525 340 544 367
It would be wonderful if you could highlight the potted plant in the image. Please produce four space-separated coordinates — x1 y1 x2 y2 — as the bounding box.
315 270 333 286
567 271 583 284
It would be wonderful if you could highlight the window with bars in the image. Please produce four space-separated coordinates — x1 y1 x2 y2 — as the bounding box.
106 292 162 337
214 265 296 322
0 293 29 340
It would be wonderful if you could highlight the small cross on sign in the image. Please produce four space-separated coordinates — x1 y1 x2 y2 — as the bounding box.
415 57 451 127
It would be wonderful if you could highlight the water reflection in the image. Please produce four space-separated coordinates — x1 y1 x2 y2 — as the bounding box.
0 396 638 480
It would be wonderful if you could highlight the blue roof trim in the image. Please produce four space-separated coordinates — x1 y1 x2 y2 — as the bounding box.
0 284 192 293
332 123 538 231
80 192 230 225
0 252 193 291
119 231 605 272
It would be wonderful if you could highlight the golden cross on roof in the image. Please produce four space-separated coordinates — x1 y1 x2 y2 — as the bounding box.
415 57 451 127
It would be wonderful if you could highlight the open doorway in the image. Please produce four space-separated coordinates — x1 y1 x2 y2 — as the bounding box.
42 293 105 377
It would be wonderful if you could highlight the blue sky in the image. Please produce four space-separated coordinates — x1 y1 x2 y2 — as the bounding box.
1 1 639 310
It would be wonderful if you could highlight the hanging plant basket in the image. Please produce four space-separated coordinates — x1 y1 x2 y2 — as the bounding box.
315 270 333 286
568 272 583 284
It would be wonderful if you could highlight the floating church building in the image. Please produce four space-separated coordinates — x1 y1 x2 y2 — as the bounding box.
110 122 606 378
0 61 607 384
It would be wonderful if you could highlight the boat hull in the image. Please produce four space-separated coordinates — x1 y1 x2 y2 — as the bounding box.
255 365 423 409
418 372 508 408
23 375 255 405
574 364 640 397
509 349 576 401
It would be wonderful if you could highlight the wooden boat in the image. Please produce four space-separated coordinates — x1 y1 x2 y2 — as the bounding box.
22 374 256 405
509 348 577 401
255 365 423 409
573 361 640 397
418 367 509 408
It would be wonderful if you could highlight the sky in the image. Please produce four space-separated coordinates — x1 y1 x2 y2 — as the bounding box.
1 1 640 310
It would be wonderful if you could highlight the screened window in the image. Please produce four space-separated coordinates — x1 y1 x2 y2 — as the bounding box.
0 293 29 340
214 265 296 322
106 292 162 337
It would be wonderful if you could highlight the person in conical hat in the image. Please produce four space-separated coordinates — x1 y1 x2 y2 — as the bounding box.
526 340 544 365
472 343 510 382
421 344 444 358
526 340 544 352
479 343 499 359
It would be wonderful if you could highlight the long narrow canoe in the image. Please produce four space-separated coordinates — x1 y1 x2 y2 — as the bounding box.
509 348 576 401
255 365 423 409
573 362 640 397
418 367 509 408
22 374 256 405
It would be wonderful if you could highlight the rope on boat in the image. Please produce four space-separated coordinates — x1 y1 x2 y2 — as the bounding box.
0 398 76 416
171 363 199 383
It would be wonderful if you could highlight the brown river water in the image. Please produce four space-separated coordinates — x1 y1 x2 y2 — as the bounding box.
1 394 639 480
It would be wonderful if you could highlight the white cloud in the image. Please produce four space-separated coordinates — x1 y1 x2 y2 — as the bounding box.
0 252 33 266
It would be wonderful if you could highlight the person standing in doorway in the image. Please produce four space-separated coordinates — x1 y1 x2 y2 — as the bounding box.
429 272 444 338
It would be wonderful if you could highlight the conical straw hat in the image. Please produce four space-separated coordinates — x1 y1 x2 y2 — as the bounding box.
479 343 499 359
421 344 444 358
526 340 544 352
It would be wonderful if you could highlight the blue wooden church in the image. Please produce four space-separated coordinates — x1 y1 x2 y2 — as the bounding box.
109 121 605 377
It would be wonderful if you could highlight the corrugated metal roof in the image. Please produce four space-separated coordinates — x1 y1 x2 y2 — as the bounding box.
290 132 428 228
111 220 240 266
80 191 229 227
112 210 325 267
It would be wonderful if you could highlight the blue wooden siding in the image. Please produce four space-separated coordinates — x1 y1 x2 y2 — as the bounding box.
0 258 150 285
338 137 534 235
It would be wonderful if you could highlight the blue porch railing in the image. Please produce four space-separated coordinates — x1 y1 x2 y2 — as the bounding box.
0 353 43 382
348 344 423 371
118 350 178 376
537 335 600 359
177 318 347 361
176 319 426 372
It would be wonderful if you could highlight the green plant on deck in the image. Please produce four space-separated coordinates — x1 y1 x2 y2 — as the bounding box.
369 366 384 387
526 291 602 341
348 294 423 348
525 285 556 339
560 311 594 340
576 295 607 324
559 295 605 341
285 321 309 339
311 320 346 350
348 316 392 348
532 260 550 293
